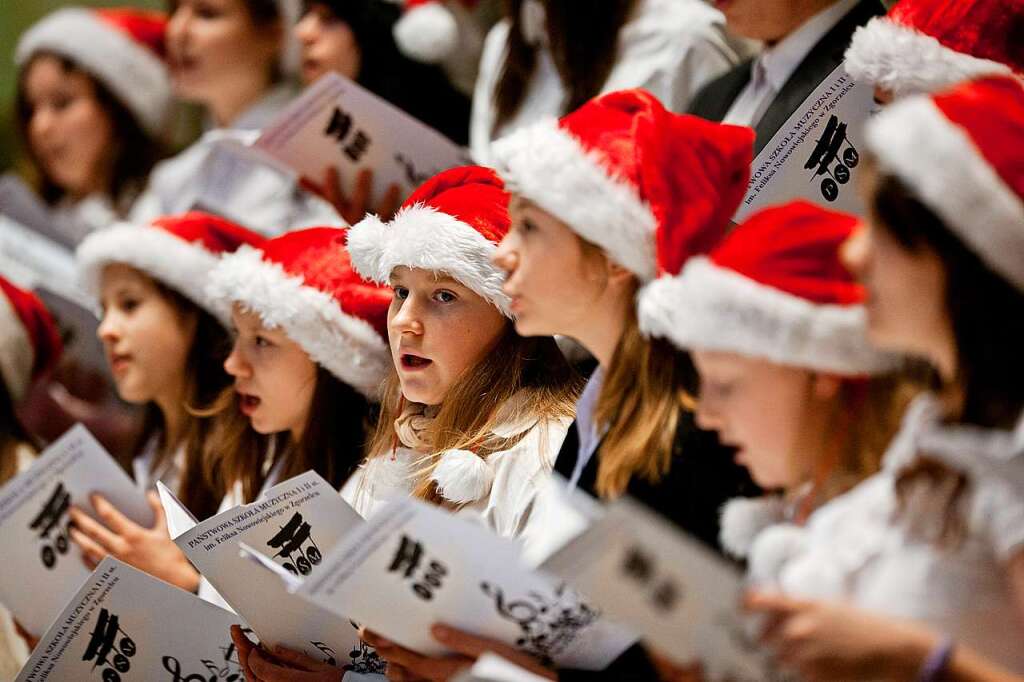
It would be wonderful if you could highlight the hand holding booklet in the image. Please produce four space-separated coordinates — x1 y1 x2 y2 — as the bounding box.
162 471 386 676
0 425 153 636
242 495 637 672
253 72 472 202
16 557 242 682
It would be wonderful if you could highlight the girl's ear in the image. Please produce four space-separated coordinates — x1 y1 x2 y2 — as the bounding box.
605 258 634 287
811 373 842 401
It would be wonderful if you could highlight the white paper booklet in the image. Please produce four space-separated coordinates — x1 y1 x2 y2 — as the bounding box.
735 64 879 223
0 425 153 636
165 471 386 676
246 497 636 672
453 653 554 682
16 557 243 681
542 497 781 681
254 73 472 201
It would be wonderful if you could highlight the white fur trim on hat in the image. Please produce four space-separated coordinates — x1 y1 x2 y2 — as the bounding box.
430 449 494 504
347 205 512 316
637 257 900 375
867 97 1024 291
844 18 1016 96
206 245 391 399
0 293 34 402
719 496 787 560
394 2 458 64
76 223 227 324
491 119 659 281
15 8 170 136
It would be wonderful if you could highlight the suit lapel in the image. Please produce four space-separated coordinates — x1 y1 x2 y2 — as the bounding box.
754 0 886 153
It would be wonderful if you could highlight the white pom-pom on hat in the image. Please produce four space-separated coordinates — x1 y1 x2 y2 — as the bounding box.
393 0 458 64
747 524 807 587
719 496 787 560
430 449 494 504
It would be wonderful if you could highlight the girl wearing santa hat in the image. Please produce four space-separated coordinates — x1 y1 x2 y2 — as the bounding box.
67 212 264 592
741 76 1024 679
0 276 63 677
131 0 339 235
339 165 576 532
201 225 391 511
14 7 172 242
361 90 760 682
229 165 579 682
637 201 915 561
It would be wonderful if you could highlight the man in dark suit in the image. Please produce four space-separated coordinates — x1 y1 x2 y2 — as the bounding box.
690 0 885 154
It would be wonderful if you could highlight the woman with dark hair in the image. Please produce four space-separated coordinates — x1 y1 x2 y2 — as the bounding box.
131 0 340 235
469 0 751 163
14 7 171 242
742 76 1024 679
0 276 63 671
294 0 473 223
67 212 264 592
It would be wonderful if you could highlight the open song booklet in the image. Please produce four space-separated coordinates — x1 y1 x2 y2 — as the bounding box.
16 557 243 681
160 471 387 677
542 496 786 681
0 425 153 637
253 72 472 201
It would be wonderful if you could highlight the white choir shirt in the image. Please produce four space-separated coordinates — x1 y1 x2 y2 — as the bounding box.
470 0 752 164
749 394 1024 673
723 0 860 127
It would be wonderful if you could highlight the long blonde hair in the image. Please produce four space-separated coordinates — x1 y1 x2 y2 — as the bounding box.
365 324 580 504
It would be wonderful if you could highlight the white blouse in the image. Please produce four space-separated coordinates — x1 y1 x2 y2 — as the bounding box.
469 0 751 164
131 84 341 236
750 394 1024 672
341 412 571 557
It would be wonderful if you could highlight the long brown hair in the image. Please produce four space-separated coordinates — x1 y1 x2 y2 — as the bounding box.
593 307 691 498
872 173 1024 547
493 0 639 132
202 366 376 505
16 53 165 215
132 282 230 520
365 323 580 505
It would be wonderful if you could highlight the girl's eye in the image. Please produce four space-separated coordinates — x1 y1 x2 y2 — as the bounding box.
433 290 456 304
521 218 536 233
254 335 272 348
393 286 409 300
119 297 140 313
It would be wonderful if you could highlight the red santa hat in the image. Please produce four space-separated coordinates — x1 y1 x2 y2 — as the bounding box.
347 165 513 316
393 0 479 64
0 277 63 402
844 0 1024 97
207 227 392 399
77 212 266 326
491 89 754 282
866 76 1024 291
15 7 171 136
639 201 898 375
